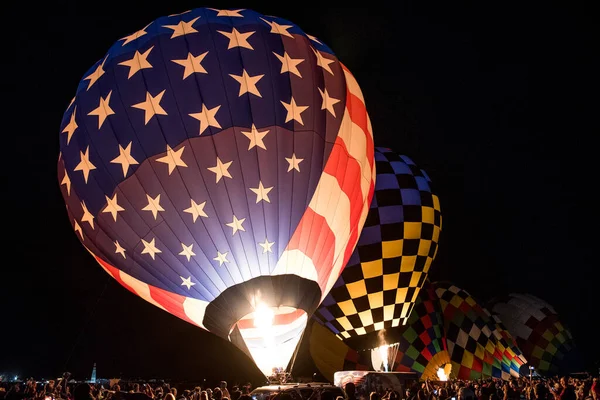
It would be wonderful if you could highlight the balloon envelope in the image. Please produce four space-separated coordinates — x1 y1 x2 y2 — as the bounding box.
314 148 442 345
488 293 581 376
57 7 375 376
433 282 527 380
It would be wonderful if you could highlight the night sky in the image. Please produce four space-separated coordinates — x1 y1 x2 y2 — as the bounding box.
1 1 596 384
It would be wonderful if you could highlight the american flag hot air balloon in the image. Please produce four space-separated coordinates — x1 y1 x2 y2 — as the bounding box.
57 7 375 377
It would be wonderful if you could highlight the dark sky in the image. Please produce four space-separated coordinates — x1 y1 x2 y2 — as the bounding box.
1 0 596 384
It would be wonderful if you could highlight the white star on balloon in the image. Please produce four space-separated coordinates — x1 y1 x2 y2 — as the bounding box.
141 238 162 260
207 157 233 183
285 153 304 172
259 238 275 254
214 251 229 266
241 124 269 150
142 194 165 220
226 215 246 235
114 240 126 259
250 181 273 203
184 199 208 222
179 243 196 262
180 276 195 290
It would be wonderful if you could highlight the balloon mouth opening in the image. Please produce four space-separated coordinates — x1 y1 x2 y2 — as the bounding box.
230 305 308 377
436 364 452 381
370 341 400 372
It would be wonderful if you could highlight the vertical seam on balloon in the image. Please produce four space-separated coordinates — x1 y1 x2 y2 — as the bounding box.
252 15 285 290
203 12 271 331
234 11 274 279
204 11 256 286
222 12 262 282
173 8 242 330
151 10 236 301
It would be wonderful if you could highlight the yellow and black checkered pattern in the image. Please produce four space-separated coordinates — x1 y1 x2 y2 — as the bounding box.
316 148 442 340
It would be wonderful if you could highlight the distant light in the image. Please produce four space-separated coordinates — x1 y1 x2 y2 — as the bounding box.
14 376 18 381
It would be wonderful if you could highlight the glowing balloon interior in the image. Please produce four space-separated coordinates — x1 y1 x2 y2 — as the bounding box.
57 7 375 376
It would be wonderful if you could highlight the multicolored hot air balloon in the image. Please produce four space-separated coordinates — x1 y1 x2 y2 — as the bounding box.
306 148 443 381
306 280 450 382
488 293 581 376
314 148 442 346
433 282 527 380
57 7 375 377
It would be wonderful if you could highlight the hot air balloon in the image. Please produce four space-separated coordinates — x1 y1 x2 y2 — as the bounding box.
56 7 375 377
307 279 451 383
488 293 581 376
314 148 442 348
433 282 527 380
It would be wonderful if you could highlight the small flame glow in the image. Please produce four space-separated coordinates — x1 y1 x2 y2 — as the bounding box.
437 366 448 381
378 344 390 372
254 302 275 329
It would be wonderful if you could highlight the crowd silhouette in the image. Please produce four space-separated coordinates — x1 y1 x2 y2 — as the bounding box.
1 373 598 400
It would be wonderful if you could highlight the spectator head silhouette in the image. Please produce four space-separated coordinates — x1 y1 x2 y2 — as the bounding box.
213 388 222 400
165 393 176 400
345 383 356 399
370 392 381 400
74 383 94 400
321 391 336 400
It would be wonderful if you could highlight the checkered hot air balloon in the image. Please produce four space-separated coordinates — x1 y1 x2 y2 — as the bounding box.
488 293 582 376
56 7 375 377
314 149 442 343
433 282 527 380
306 280 451 382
